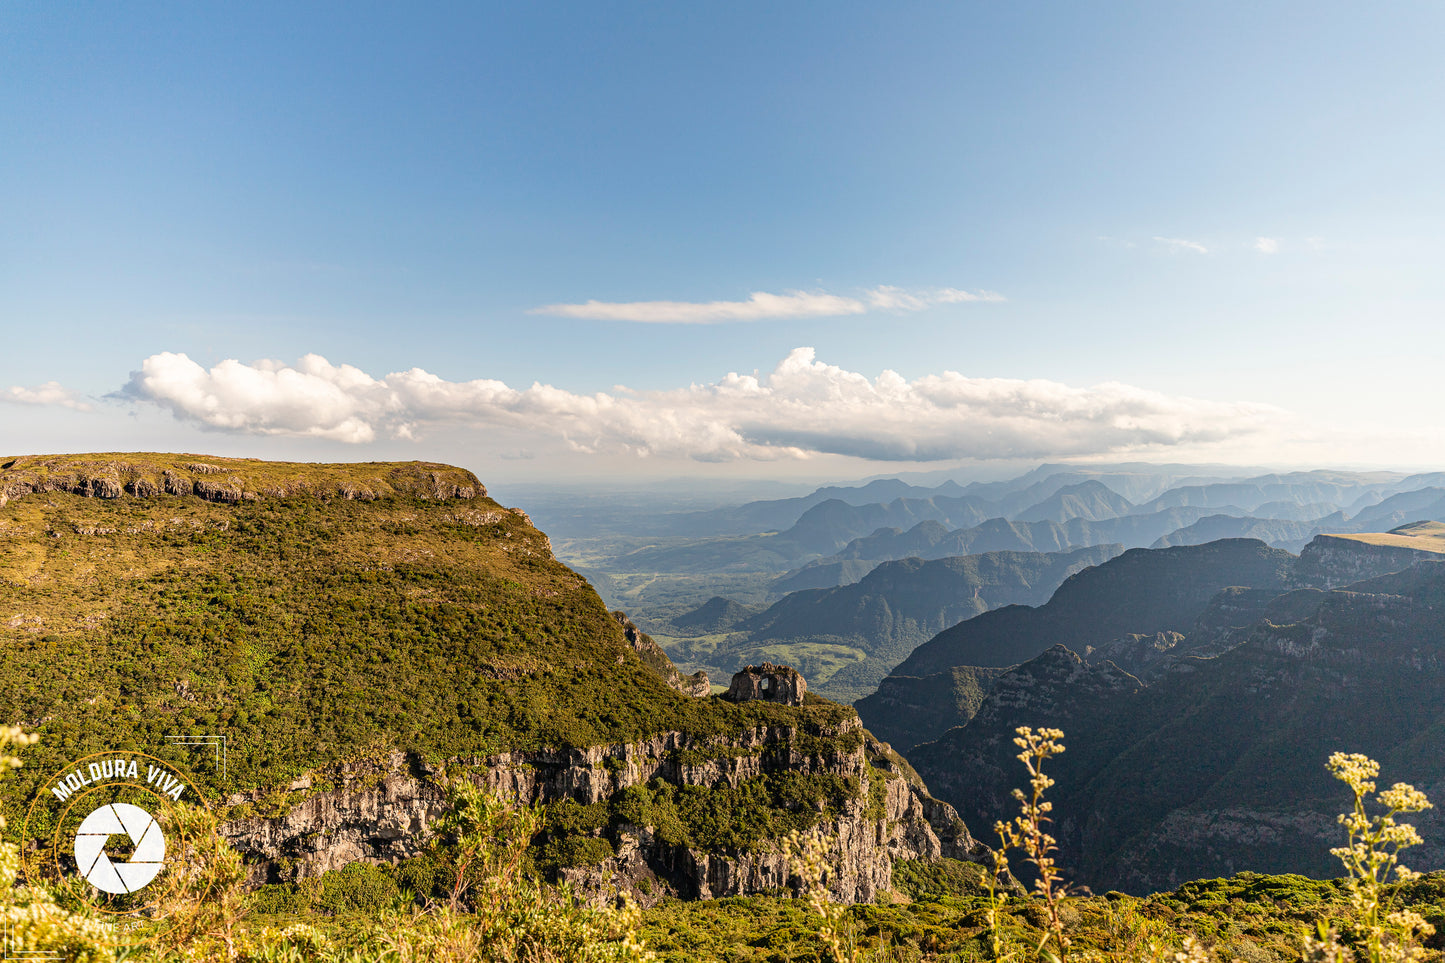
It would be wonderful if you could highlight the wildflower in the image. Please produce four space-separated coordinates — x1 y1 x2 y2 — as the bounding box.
996 726 1071 963
1323 752 1433 963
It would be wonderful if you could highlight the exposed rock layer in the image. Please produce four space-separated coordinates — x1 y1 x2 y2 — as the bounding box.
0 454 483 508
612 611 710 696
222 716 985 904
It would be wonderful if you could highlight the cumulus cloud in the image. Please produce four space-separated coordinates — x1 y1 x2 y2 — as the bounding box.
1153 236 1210 255
1254 237 1280 254
530 285 1003 323
2 381 92 411
121 349 1279 463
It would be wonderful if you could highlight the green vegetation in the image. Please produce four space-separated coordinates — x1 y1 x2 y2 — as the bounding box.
1313 752 1436 963
8 715 1445 961
662 546 1119 702
8 457 1445 959
630 728 1445 963
2 724 653 961
0 455 852 820
608 771 860 851
992 726 1072 962
632 871 1445 962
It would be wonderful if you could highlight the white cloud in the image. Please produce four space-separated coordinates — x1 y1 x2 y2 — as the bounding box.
120 353 386 443
1 381 92 411
530 285 1003 323
862 286 1006 310
1254 237 1280 254
1153 236 1210 255
121 349 1280 463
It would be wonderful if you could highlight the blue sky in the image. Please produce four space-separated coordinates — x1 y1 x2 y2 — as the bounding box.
4 2 1444 483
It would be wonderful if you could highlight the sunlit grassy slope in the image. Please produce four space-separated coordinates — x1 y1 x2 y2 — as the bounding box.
1329 520 1445 553
0 454 850 814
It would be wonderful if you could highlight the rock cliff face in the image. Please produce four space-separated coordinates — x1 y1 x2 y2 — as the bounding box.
1295 533 1443 587
852 665 1010 754
0 454 483 507
907 646 1145 857
888 539 1297 678
1081 631 1185 681
222 715 986 904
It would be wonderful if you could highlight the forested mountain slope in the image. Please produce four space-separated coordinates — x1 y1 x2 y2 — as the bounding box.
0 454 978 903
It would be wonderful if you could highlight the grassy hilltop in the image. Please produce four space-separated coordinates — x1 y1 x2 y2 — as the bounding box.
1328 519 1445 553
0 453 849 811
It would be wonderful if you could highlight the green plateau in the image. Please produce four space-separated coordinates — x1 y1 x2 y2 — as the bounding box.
0 453 851 810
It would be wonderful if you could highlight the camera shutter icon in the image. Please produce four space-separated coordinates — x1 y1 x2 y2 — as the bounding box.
73 802 167 894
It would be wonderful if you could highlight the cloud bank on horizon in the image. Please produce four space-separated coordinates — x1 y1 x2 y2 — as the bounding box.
102 348 1279 463
530 285 1004 323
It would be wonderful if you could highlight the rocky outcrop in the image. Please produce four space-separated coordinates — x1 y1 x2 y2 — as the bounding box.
612 611 709 696
725 663 807 706
0 455 484 508
224 755 444 881
221 716 986 904
562 765 981 906
1082 631 1186 681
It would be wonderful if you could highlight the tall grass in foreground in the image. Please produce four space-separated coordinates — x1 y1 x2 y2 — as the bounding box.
992 726 1071 963
2 722 1440 961
0 725 115 960
978 728 1437 963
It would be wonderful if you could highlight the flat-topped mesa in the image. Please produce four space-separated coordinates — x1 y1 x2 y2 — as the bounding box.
0 451 997 906
726 662 807 706
0 453 483 507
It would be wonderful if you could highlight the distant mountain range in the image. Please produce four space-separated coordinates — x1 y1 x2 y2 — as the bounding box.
665 544 1121 703
551 467 1445 733
815 516 1445 892
588 467 1445 584
799 483 1445 582
529 466 1445 895
886 539 1298 677
816 506 1230 567
857 526 1445 752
